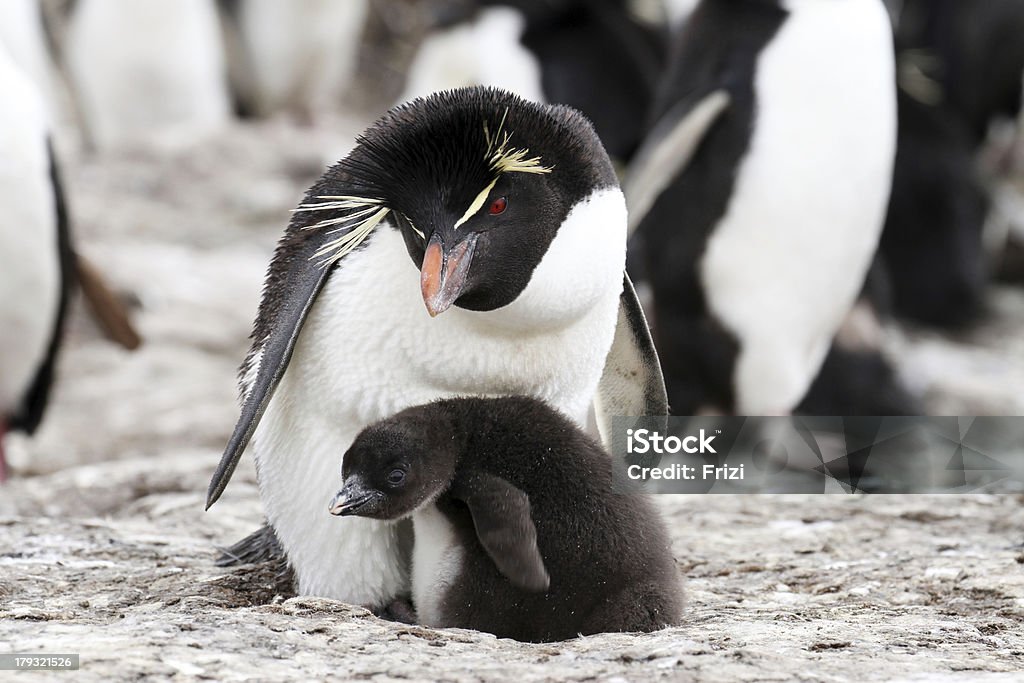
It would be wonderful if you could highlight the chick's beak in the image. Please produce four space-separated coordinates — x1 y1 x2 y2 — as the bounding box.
420 232 478 317
329 479 382 517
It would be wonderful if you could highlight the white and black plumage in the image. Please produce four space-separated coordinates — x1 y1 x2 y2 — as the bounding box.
403 0 667 164
330 396 683 642
797 262 921 417
220 0 369 119
627 0 897 415
0 44 74 482
65 0 230 150
206 87 667 607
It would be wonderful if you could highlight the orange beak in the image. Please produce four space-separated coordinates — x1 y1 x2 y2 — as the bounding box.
420 232 478 317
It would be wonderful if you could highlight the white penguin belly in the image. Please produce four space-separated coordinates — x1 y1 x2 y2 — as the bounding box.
234 0 368 116
400 7 546 105
66 0 229 150
253 187 626 604
700 0 896 414
0 0 57 116
0 55 59 415
411 505 463 627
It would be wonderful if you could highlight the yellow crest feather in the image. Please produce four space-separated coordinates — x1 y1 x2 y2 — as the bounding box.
293 196 391 268
484 108 553 176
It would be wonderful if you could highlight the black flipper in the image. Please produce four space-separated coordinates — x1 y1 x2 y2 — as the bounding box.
11 140 75 435
206 189 388 509
451 471 550 593
594 274 669 443
206 245 333 508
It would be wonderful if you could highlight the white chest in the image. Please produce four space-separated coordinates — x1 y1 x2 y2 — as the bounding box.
66 0 229 149
400 6 546 105
411 505 463 627
234 0 368 114
0 0 56 114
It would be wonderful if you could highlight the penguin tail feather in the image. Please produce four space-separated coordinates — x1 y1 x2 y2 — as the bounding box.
215 523 287 567
214 524 296 598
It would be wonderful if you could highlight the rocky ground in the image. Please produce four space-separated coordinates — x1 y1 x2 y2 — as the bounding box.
2 106 1024 681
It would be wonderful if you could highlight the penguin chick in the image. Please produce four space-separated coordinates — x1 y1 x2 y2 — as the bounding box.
330 396 684 643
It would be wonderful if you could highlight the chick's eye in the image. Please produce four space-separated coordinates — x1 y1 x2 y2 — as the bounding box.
488 196 508 215
386 469 406 486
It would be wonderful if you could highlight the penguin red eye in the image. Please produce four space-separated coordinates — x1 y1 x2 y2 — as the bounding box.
488 197 508 215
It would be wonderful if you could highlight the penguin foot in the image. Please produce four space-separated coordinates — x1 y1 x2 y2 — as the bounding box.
373 598 417 625
75 254 143 351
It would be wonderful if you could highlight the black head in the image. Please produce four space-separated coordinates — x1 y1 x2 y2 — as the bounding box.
329 405 459 521
303 87 618 317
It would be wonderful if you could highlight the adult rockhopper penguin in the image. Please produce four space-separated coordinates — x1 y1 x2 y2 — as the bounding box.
206 87 667 608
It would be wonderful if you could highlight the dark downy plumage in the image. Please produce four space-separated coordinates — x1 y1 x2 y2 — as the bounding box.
332 396 684 643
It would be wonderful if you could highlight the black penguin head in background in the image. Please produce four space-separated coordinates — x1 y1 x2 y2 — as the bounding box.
300 87 617 316
329 404 458 520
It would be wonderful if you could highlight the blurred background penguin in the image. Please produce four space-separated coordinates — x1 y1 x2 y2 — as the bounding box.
626 0 901 417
